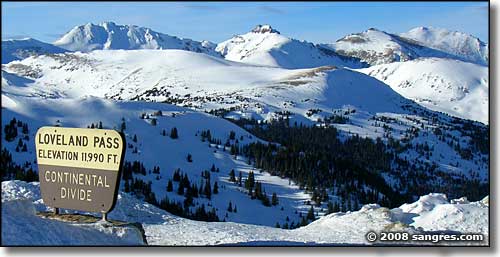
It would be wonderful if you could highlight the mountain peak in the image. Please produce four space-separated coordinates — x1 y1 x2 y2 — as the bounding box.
98 21 119 29
251 24 280 34
53 22 220 56
99 21 117 26
415 26 430 31
401 26 488 65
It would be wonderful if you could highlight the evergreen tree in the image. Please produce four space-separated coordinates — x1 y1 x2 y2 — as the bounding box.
261 193 271 207
186 154 193 162
307 206 315 220
229 169 236 182
204 179 212 199
166 180 173 192
184 190 193 208
245 171 255 189
173 169 181 181
170 127 179 139
254 182 262 199
238 171 243 186
177 182 185 195
4 118 18 141
227 201 233 212
124 180 130 192
120 118 126 132
213 181 219 194
272 192 279 206
22 123 29 134
300 216 308 227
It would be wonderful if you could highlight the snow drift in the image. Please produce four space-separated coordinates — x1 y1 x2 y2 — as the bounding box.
1 181 488 246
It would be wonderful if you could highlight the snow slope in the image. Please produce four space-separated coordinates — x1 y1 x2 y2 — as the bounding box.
358 58 489 124
53 21 220 57
2 38 67 64
1 49 408 114
401 27 488 66
325 28 452 66
0 94 320 228
216 24 364 69
326 27 488 66
1 89 488 231
2 180 488 246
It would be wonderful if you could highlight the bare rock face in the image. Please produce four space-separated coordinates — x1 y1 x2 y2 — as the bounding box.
251 24 280 34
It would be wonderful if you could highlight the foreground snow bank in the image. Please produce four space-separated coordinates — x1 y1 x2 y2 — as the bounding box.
1 181 488 246
395 193 489 235
1 181 144 246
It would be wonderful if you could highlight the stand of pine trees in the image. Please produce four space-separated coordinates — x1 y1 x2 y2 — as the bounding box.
229 117 488 207
121 160 221 222
235 119 403 208
1 148 37 182
1 118 37 182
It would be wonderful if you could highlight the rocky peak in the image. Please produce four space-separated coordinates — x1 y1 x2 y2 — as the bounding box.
251 24 280 34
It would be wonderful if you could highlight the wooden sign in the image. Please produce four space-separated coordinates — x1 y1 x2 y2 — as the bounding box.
35 126 125 213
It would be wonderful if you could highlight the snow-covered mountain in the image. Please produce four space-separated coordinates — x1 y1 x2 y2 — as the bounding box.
325 28 454 66
401 26 488 66
2 38 67 64
53 22 220 56
1 23 489 246
358 58 489 124
216 24 365 69
2 180 488 245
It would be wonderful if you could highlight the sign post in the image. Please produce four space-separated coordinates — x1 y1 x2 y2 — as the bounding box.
35 127 125 220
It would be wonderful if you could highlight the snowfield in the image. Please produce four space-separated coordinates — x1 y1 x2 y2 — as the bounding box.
1 180 488 246
358 58 489 124
0 94 321 228
401 26 488 66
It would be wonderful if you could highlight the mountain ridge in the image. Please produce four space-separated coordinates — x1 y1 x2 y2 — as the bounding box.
324 27 487 66
1 38 67 64
52 21 220 57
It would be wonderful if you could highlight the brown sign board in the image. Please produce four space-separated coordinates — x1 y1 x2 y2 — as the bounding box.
35 126 125 213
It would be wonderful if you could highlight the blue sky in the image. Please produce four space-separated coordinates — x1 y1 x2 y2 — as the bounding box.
1 1 489 43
